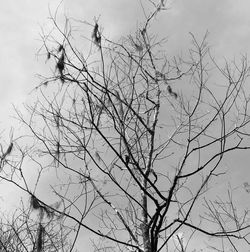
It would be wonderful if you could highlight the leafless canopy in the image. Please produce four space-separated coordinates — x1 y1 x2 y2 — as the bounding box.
2 1 250 252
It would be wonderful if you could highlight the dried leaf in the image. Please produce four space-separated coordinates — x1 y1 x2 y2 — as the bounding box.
36 223 44 252
155 71 164 79
44 206 53 218
119 102 124 117
39 208 45 221
125 155 130 165
244 182 250 193
58 44 64 52
55 113 60 128
55 141 60 164
92 23 98 38
114 90 119 98
92 23 101 48
57 53 65 76
5 142 13 156
43 81 48 87
30 195 40 210
129 35 143 52
167 85 177 99
56 141 60 154
95 151 101 162
134 43 143 52
141 28 146 38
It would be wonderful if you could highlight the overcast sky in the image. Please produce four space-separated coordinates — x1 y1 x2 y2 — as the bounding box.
1 0 250 121
1 0 250 250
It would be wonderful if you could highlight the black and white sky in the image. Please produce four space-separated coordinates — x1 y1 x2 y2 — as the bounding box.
1 0 250 116
1 0 250 250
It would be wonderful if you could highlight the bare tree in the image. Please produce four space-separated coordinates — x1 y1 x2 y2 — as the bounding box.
2 1 250 251
0 203 73 252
